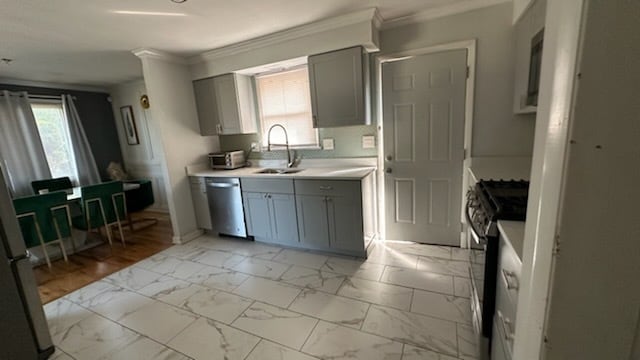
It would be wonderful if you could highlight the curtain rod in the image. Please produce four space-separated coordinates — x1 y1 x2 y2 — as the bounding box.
0 91 76 100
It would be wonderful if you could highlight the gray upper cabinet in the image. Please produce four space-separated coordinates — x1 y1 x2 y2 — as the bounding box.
308 46 368 127
193 73 258 135
193 78 219 135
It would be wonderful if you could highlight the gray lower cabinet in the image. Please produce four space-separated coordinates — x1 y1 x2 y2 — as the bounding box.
294 179 365 256
241 178 298 246
231 176 374 257
243 192 272 239
269 194 300 245
296 195 330 248
327 194 362 252
189 177 212 230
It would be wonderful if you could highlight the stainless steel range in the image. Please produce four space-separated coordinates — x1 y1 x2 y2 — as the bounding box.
465 180 529 354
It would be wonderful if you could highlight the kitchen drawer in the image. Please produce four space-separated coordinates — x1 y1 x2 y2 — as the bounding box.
495 267 517 328
498 233 521 316
241 178 294 194
294 179 360 197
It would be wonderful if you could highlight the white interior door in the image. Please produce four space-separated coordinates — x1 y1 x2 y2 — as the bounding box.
382 49 467 246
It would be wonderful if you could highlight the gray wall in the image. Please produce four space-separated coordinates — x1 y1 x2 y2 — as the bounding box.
0 83 123 180
379 3 536 157
219 125 377 160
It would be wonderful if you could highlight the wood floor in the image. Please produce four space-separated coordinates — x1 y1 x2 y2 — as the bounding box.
33 211 174 304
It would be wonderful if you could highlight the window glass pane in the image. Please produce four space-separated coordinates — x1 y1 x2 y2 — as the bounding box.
31 103 79 181
256 67 317 147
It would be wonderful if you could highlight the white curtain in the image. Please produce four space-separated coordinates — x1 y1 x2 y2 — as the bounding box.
0 91 52 196
62 94 100 186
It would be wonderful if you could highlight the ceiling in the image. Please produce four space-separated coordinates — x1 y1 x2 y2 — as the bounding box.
1 0 501 88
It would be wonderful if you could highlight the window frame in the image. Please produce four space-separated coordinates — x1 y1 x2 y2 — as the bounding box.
30 99 80 183
254 65 320 150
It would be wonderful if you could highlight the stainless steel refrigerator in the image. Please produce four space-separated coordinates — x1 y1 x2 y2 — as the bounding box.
0 169 54 359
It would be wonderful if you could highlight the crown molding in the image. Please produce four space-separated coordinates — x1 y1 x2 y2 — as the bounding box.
372 8 385 29
133 48 188 65
189 8 378 64
381 0 511 30
0 77 109 93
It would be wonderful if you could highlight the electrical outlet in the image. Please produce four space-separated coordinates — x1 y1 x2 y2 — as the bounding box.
362 135 375 149
250 142 260 152
322 138 335 150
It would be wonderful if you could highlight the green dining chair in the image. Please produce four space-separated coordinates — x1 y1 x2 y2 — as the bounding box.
13 191 74 268
31 176 73 194
72 181 127 247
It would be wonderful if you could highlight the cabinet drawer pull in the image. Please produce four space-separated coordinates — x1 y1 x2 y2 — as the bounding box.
319 186 333 190
497 310 515 341
502 269 519 290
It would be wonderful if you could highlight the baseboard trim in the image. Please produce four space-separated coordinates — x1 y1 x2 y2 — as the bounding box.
172 229 204 244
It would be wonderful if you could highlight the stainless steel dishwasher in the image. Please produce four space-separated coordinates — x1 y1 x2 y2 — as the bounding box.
205 177 247 237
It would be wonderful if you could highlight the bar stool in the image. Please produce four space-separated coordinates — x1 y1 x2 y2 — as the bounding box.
72 181 127 247
13 191 74 268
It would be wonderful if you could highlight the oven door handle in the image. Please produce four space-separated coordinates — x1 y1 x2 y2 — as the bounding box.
465 199 486 245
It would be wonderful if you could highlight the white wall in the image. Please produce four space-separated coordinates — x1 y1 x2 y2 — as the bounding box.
379 3 536 157
136 51 219 242
542 0 640 358
512 0 535 23
109 80 169 211
190 18 378 80
512 0 585 357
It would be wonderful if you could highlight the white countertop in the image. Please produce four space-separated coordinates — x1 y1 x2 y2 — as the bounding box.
188 166 376 180
469 156 532 183
498 220 526 262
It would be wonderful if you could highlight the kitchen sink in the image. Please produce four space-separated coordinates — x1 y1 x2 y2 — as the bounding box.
256 168 303 174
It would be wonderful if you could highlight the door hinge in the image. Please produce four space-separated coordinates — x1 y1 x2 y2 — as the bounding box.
552 234 561 255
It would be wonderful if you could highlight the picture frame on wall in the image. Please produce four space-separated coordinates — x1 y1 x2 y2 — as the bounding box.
120 105 139 145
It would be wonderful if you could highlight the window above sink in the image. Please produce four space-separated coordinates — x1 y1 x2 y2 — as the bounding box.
255 67 319 149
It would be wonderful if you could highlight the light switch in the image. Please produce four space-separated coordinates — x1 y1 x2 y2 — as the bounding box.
362 135 375 149
322 138 334 150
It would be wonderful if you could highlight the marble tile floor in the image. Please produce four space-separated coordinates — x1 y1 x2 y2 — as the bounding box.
44 235 480 360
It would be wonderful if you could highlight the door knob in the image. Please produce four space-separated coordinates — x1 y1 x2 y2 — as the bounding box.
385 168 392 174
386 155 393 161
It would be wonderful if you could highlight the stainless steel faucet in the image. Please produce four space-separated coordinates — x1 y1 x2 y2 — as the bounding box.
267 124 295 168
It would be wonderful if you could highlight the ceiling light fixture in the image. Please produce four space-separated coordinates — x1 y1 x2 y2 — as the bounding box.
1 58 13 65
111 10 187 16
170 0 187 3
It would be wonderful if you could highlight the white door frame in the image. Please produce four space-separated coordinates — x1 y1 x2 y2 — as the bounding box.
374 39 477 247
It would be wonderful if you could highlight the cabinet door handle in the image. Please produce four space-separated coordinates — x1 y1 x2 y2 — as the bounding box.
502 269 519 290
319 186 332 190
312 114 318 127
497 311 515 341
